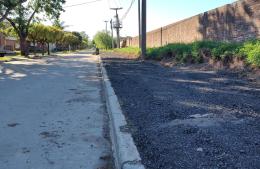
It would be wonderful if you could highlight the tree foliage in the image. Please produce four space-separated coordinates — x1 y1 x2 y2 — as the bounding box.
2 0 65 56
0 21 17 37
0 0 27 22
93 31 112 49
27 23 88 55
62 32 78 48
28 23 44 43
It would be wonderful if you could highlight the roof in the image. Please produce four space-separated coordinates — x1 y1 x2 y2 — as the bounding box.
5 36 17 41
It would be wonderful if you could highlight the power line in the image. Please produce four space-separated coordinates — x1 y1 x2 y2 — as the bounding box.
64 0 103 8
121 0 135 21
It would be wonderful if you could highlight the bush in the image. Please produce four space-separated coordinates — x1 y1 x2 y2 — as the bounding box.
240 41 260 67
247 47 260 67
117 40 260 67
93 31 113 49
192 41 221 51
147 43 193 61
146 41 245 64
211 42 241 60
147 48 162 60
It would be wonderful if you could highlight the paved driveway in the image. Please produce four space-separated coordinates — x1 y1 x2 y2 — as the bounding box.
0 54 112 169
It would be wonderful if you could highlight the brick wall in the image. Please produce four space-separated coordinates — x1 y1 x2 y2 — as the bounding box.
0 33 5 50
0 33 17 51
5 39 16 51
126 0 260 47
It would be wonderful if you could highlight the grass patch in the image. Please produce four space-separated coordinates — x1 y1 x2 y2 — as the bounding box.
106 40 260 67
145 40 260 67
110 47 140 57
239 40 260 67
0 57 12 62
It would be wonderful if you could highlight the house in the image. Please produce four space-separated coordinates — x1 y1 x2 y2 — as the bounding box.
0 33 18 51
0 33 5 50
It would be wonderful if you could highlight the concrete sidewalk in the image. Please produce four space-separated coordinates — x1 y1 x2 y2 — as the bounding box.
0 54 112 169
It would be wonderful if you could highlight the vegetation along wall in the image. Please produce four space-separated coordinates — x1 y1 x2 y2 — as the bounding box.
126 0 260 48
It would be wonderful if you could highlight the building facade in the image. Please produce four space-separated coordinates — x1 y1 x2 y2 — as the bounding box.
0 33 18 51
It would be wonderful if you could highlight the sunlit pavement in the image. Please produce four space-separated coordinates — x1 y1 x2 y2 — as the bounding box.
0 53 111 169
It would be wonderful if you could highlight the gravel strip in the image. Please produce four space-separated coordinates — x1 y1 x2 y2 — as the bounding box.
102 57 260 169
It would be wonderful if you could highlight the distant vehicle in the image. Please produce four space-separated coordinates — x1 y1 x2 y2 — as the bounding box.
0 50 15 57
93 47 99 55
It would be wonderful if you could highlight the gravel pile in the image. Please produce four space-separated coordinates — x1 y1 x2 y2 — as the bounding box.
103 58 260 169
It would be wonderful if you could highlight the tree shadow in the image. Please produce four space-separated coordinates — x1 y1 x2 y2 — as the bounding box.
198 0 259 41
0 55 98 82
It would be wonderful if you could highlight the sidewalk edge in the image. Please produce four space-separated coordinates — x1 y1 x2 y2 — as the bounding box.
99 56 145 169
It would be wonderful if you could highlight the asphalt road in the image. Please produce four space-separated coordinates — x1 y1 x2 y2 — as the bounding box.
0 54 112 169
103 58 260 169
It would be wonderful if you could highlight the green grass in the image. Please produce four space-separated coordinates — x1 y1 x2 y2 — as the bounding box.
239 40 260 67
106 40 260 67
110 47 140 57
145 40 260 67
0 57 12 62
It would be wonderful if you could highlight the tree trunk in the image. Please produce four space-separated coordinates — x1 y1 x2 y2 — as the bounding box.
42 43 45 56
47 43 50 55
33 41 36 56
20 36 29 57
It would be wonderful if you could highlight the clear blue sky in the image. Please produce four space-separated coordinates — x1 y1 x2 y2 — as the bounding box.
61 0 238 38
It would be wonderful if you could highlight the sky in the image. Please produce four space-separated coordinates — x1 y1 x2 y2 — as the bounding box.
60 0 238 39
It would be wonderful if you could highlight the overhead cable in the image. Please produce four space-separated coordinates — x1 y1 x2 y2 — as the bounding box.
64 0 103 8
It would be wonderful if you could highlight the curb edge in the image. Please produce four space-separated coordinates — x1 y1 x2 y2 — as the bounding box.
99 56 145 169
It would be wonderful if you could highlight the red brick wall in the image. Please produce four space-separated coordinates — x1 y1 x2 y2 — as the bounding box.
5 39 16 51
0 33 17 51
127 0 260 47
0 33 5 49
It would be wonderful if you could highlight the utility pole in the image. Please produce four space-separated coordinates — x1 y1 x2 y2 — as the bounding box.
141 0 146 58
104 20 108 34
110 8 122 48
110 19 115 49
138 0 141 48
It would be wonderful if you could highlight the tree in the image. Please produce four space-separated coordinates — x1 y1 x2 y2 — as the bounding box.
0 21 17 37
3 0 65 56
80 31 89 49
52 18 68 30
72 31 82 49
62 32 79 51
93 31 112 49
36 24 51 56
28 24 64 55
46 26 63 55
0 0 26 22
28 23 43 54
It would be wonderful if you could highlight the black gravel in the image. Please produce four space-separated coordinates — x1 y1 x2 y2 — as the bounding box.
103 58 260 169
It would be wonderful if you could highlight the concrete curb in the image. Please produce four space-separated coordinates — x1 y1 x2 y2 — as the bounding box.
99 56 145 169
